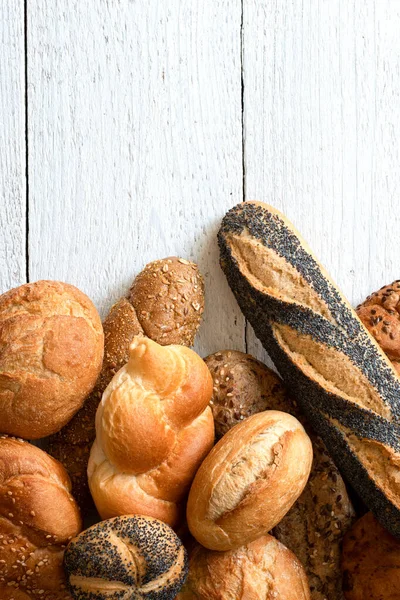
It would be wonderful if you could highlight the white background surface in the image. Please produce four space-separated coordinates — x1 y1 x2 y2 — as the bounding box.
1 0 400 365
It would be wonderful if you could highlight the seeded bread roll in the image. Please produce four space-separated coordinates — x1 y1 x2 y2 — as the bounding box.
218 201 400 538
47 257 205 515
357 281 400 376
0 280 103 439
0 436 82 600
64 515 188 600
129 257 204 346
342 512 400 600
187 410 313 551
178 536 311 600
205 350 288 438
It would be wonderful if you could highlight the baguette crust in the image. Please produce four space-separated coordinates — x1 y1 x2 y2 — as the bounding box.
218 201 400 538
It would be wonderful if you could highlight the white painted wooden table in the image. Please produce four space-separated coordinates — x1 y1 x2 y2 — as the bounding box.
1 0 400 366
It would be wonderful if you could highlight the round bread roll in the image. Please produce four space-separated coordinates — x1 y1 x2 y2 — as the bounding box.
0 280 104 439
205 350 289 438
64 515 188 600
357 281 400 375
129 257 204 346
342 512 400 600
186 410 313 551
178 536 310 600
0 435 82 600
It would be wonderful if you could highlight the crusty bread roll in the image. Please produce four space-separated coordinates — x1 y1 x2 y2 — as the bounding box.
0 435 82 599
0 280 103 439
64 515 188 600
357 281 400 376
218 201 400 538
206 349 354 600
186 410 313 551
88 336 214 527
178 536 311 600
47 257 204 515
342 512 400 600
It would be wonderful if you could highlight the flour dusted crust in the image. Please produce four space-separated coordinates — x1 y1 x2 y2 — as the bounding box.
218 201 400 538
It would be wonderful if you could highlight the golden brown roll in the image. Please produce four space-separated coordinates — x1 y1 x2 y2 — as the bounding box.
64 515 188 600
357 281 400 375
342 512 400 600
129 256 204 346
88 336 214 527
178 536 311 600
186 410 313 551
0 435 82 599
0 280 103 439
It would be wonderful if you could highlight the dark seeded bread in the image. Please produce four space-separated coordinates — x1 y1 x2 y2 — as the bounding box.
218 201 400 538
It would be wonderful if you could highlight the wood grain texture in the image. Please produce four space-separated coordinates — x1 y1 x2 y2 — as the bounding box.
0 0 26 293
27 0 244 357
243 0 400 364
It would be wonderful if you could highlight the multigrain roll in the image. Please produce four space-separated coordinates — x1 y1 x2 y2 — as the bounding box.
205 350 287 438
0 436 82 600
178 536 311 600
206 350 354 600
218 201 400 538
88 337 214 527
47 257 204 514
357 281 400 376
0 280 103 439
64 516 188 600
129 256 204 346
342 512 400 600
186 410 313 551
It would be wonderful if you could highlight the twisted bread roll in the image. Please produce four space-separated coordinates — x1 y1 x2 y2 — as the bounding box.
64 515 188 600
88 337 214 527
177 536 311 600
218 201 400 538
0 436 82 600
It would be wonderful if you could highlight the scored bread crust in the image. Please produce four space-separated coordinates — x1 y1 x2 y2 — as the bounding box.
218 201 400 538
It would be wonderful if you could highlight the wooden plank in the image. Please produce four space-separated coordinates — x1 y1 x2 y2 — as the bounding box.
0 0 26 293
243 0 400 364
27 1 244 356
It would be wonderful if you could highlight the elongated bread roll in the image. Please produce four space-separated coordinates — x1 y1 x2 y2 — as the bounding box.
218 201 400 538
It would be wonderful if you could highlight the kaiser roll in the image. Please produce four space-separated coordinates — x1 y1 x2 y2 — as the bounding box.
187 410 313 551
0 435 82 599
0 280 104 439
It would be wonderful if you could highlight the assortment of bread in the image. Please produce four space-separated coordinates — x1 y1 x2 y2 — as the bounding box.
0 207 398 599
46 257 204 514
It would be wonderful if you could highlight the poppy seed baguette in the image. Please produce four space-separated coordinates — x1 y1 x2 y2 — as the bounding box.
218 201 400 538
